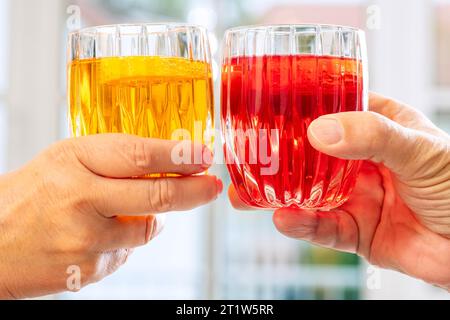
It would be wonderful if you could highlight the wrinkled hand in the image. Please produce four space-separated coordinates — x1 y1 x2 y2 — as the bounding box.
229 93 450 291
0 134 222 299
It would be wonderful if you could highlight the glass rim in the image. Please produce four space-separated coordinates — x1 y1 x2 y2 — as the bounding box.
68 22 207 36
224 23 364 34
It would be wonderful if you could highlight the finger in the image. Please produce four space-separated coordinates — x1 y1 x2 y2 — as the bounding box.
228 185 261 211
273 161 386 256
369 92 448 138
273 209 359 254
334 161 385 257
69 134 213 178
96 215 165 251
92 175 223 217
307 110 447 179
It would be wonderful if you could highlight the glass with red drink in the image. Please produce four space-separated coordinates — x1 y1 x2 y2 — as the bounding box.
221 24 368 209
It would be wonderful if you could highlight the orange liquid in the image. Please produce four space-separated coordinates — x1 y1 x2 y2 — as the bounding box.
68 56 214 144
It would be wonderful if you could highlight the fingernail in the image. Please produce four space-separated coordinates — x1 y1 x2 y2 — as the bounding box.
216 177 224 195
150 215 166 240
309 117 344 145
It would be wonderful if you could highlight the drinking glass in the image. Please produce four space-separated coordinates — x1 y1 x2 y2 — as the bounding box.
68 23 214 148
221 24 368 209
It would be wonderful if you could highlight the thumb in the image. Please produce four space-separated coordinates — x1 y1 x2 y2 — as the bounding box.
66 134 212 178
307 111 443 179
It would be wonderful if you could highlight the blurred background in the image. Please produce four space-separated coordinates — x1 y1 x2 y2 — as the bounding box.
0 0 449 299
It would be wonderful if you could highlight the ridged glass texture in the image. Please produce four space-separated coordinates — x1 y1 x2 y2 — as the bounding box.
221 24 368 209
67 23 214 147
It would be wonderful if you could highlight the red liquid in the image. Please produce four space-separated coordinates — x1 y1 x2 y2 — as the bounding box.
221 55 365 209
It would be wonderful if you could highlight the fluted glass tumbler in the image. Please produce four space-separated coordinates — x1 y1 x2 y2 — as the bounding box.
68 23 214 148
221 24 368 209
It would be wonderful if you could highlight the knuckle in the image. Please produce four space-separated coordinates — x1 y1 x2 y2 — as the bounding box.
407 135 449 180
365 112 391 156
148 179 177 212
131 139 154 172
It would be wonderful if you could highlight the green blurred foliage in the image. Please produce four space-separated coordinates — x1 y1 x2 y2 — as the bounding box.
301 245 360 266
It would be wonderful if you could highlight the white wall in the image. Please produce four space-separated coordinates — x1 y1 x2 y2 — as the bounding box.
368 0 432 115
364 0 449 299
7 0 65 169
0 0 10 173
